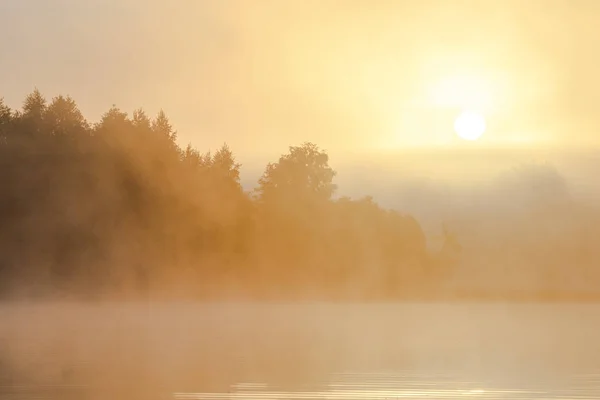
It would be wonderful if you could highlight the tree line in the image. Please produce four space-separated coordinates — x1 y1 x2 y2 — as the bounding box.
0 90 458 300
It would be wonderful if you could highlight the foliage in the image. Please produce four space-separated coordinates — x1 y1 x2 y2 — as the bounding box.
0 90 439 300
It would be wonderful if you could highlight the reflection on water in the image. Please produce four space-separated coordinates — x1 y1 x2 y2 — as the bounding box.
174 371 600 399
2 303 600 399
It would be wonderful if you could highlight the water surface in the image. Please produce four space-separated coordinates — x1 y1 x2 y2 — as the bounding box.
1 303 599 399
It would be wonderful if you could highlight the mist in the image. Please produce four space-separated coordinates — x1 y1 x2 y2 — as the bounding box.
4 0 600 398
2 92 600 398
3 0 600 153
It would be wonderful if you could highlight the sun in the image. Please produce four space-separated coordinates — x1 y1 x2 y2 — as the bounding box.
424 72 495 143
454 110 486 141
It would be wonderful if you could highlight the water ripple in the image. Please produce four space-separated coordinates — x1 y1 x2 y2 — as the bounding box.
173 371 600 400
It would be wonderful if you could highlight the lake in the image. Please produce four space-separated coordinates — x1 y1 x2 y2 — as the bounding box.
1 303 600 399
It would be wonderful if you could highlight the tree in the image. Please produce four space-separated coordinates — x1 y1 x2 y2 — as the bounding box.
152 109 177 142
14 89 47 139
212 143 241 185
182 144 209 169
95 105 131 137
132 108 152 133
256 142 336 204
0 98 12 143
44 95 89 138
251 143 337 289
0 98 11 124
0 89 440 301
22 88 46 120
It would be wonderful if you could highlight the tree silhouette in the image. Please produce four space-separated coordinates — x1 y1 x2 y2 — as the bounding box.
44 95 89 138
256 142 336 204
152 109 177 142
132 109 152 133
0 90 448 300
0 98 11 139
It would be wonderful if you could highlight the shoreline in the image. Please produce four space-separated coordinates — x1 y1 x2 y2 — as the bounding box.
2 291 600 304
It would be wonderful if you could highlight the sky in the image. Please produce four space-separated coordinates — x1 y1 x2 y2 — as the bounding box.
1 0 600 172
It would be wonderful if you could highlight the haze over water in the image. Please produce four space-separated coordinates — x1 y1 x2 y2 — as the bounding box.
2 303 600 399
3 1 600 399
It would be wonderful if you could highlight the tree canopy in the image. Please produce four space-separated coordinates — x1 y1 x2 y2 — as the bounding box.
0 90 450 300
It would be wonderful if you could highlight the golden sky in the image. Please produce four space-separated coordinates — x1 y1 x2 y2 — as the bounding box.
1 0 599 164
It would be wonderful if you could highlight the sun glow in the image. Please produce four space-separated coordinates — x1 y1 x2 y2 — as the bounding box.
454 110 486 140
425 73 497 143
427 74 497 113
381 65 512 149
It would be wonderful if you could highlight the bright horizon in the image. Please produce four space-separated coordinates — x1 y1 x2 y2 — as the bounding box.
2 0 600 167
